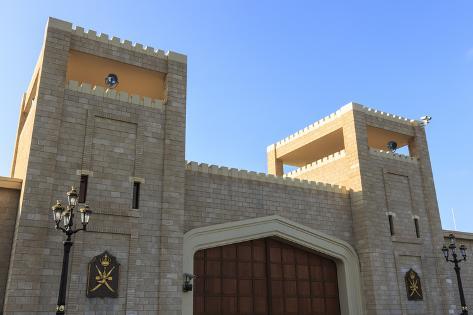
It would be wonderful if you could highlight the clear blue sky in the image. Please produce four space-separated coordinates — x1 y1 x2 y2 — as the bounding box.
0 1 472 231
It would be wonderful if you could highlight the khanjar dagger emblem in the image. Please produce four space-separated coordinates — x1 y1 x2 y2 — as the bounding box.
86 251 119 298
405 268 423 300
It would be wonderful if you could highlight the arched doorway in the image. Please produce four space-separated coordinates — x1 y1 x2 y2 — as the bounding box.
183 215 364 315
193 237 340 315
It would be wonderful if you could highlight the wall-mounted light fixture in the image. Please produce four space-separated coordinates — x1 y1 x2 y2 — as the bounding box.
183 273 195 292
387 140 398 153
420 115 432 127
105 73 119 89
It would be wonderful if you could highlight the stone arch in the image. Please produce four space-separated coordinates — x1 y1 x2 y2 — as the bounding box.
182 215 364 315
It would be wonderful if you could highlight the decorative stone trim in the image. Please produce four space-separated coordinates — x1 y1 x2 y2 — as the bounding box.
369 148 419 163
0 176 22 190
129 176 145 184
76 169 94 177
66 80 164 110
443 230 473 241
48 17 187 63
185 161 349 193
284 150 346 177
183 215 364 315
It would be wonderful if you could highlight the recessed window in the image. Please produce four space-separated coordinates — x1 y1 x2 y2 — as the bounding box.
79 175 88 203
388 214 395 236
414 218 420 238
132 182 140 209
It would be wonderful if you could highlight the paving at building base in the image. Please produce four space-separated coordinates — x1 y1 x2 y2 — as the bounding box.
0 17 471 315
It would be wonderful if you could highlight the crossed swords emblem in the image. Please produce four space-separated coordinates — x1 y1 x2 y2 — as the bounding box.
90 264 116 293
408 271 421 298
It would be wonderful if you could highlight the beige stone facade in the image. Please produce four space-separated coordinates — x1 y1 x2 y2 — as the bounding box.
0 17 470 315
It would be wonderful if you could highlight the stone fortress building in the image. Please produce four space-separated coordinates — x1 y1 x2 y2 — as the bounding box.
0 17 471 315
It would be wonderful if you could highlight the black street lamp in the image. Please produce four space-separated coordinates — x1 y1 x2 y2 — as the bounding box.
52 187 92 314
442 233 468 315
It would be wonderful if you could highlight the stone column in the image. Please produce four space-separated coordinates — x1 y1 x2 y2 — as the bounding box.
267 144 283 176
157 53 187 315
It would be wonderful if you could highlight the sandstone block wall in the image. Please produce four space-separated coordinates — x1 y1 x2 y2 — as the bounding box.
0 184 21 315
184 164 353 245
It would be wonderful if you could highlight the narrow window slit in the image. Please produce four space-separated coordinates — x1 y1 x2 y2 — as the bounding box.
132 182 140 209
414 218 420 238
388 214 395 236
79 175 88 203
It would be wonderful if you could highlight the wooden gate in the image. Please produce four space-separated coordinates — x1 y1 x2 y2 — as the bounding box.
193 237 340 315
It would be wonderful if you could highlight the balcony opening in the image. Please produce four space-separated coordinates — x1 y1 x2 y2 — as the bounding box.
66 50 166 100
279 128 345 174
367 125 414 157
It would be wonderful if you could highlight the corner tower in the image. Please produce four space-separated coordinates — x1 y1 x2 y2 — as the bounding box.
267 103 449 315
4 17 186 314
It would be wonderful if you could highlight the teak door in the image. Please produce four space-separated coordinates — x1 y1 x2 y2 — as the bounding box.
193 237 341 315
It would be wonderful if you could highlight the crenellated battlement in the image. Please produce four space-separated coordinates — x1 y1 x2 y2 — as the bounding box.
267 104 352 151
369 148 418 163
268 102 419 151
284 150 346 177
353 103 417 125
185 161 349 193
66 80 164 110
48 17 186 64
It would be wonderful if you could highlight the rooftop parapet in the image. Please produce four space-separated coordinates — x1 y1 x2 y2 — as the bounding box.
267 102 420 152
284 150 346 177
47 17 187 64
186 161 349 194
267 104 352 151
368 148 418 163
67 80 164 110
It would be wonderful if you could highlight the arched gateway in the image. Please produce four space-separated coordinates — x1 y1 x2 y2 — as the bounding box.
183 216 364 315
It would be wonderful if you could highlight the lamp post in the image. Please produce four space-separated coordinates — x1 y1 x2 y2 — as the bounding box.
442 233 468 315
51 187 92 314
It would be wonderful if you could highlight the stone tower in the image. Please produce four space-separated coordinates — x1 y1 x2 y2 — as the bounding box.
3 17 187 314
267 103 449 315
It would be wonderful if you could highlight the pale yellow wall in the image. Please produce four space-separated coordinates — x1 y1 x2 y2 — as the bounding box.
12 101 36 180
366 125 413 152
279 128 345 166
10 65 41 178
66 50 166 100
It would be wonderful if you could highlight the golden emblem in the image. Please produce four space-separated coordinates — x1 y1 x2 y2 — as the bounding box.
405 269 423 300
86 251 119 298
